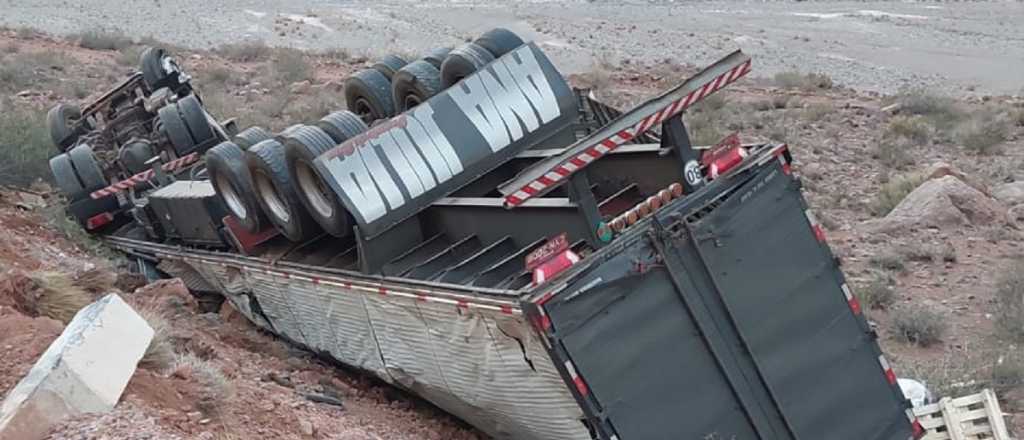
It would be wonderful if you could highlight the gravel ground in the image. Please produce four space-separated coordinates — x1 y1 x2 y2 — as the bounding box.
0 0 1021 96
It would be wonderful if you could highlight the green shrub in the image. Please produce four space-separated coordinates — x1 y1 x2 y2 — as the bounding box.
0 103 53 186
892 305 947 347
870 172 927 216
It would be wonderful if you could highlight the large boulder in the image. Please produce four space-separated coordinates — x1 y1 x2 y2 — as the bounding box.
869 175 1006 233
0 294 153 440
993 181 1024 206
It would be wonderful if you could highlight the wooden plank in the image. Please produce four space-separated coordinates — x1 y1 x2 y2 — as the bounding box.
941 397 968 440
982 389 1011 440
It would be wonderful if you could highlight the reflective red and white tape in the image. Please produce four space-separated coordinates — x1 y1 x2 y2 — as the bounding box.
165 254 520 316
504 59 752 207
878 354 897 385
564 359 589 397
90 153 199 199
841 283 861 316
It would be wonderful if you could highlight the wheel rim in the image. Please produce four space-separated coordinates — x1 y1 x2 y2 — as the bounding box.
354 98 374 123
403 94 422 110
216 173 247 219
254 172 290 223
296 161 334 218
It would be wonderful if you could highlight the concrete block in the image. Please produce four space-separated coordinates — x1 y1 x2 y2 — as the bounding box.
0 293 153 440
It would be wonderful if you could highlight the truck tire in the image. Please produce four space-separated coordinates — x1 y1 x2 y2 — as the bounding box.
47 103 83 151
232 126 272 150
317 111 368 144
474 28 524 59
284 127 354 238
344 69 395 123
67 144 107 191
140 47 181 91
371 54 408 81
177 95 216 148
246 139 321 242
50 153 86 200
422 47 452 70
118 140 156 175
158 103 195 155
392 60 442 112
441 43 495 88
208 141 267 233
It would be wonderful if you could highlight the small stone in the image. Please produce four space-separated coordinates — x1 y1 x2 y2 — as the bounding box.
299 419 315 437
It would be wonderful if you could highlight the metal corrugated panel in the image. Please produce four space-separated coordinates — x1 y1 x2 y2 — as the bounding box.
163 258 589 440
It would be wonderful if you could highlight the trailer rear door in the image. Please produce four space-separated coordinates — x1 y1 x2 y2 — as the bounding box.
531 159 914 440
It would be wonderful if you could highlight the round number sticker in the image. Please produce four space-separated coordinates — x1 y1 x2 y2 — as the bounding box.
684 160 702 186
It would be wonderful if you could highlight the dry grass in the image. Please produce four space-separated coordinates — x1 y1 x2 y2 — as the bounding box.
872 138 916 169
869 250 907 273
0 100 52 186
137 304 176 371
995 260 1024 341
20 271 93 324
215 40 273 62
898 349 1024 400
892 304 948 347
870 171 928 216
272 49 313 85
953 110 1011 155
170 354 234 418
856 271 896 311
900 241 957 263
885 115 932 145
73 268 119 295
69 30 133 51
895 88 964 125
773 71 833 90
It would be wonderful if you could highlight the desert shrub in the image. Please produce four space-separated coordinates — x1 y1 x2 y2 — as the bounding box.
900 242 956 263
115 44 144 66
954 111 1010 155
272 49 312 84
885 115 931 145
17 271 92 324
0 103 53 186
857 272 896 310
202 66 233 86
71 30 133 51
898 350 1015 399
802 103 833 122
170 354 233 417
137 305 176 370
872 138 915 169
892 304 947 347
870 171 928 216
869 250 906 273
216 40 273 62
995 261 1024 341
773 71 833 90
895 88 964 125
0 51 75 91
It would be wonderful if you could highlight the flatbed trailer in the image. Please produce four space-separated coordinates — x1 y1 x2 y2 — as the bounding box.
78 38 921 439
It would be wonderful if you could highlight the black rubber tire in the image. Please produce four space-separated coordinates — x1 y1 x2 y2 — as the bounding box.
158 103 195 155
283 126 354 238
246 139 321 242
422 47 452 70
232 126 272 150
392 60 442 112
47 103 83 151
371 54 408 81
118 140 155 175
177 95 216 148
440 42 496 88
140 47 174 90
344 69 396 123
474 28 525 59
67 144 107 191
316 111 368 144
208 141 268 233
49 153 86 200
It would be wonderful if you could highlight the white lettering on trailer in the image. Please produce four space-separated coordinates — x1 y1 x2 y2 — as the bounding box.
358 139 405 211
377 132 427 198
450 46 559 152
322 147 388 222
409 104 463 177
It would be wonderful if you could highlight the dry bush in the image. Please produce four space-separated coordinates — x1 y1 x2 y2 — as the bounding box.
856 271 896 310
70 30 133 51
272 49 313 84
801 103 833 122
995 261 1024 341
73 268 119 295
870 171 927 216
0 101 52 186
0 51 75 92
216 40 273 62
136 304 176 371
170 354 233 418
15 271 93 324
954 111 1011 155
115 44 144 67
885 115 932 145
773 71 833 90
872 138 915 169
898 349 1023 400
900 242 956 263
892 304 948 347
1013 108 1024 127
895 88 964 126
869 250 906 273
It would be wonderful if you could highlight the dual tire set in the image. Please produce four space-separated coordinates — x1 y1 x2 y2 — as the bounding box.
210 28 525 243
343 28 524 123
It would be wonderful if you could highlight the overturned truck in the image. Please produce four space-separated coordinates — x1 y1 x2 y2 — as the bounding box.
52 30 923 440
